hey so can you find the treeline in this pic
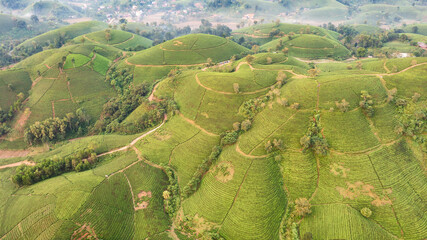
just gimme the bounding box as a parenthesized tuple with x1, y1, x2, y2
(161, 165, 180, 218)
(93, 83, 178, 134)
(12, 147, 97, 186)
(0, 92, 26, 136)
(24, 108, 90, 145)
(193, 19, 232, 37)
(300, 114, 329, 155)
(106, 67, 134, 94)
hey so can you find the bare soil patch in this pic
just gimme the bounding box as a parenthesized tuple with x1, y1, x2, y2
(213, 161, 234, 183)
(72, 223, 98, 240)
(336, 181, 392, 206)
(330, 162, 350, 178)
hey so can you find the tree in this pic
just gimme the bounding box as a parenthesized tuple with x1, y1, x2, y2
(245, 54, 255, 64)
(251, 45, 260, 54)
(295, 198, 311, 217)
(80, 37, 85, 45)
(308, 68, 320, 77)
(232, 122, 240, 131)
(276, 71, 287, 85)
(359, 91, 374, 117)
(241, 119, 251, 131)
(412, 26, 418, 33)
(163, 190, 171, 199)
(356, 47, 367, 58)
(282, 47, 289, 54)
(207, 58, 213, 66)
(105, 29, 112, 43)
(266, 57, 272, 64)
(30, 15, 39, 24)
(233, 83, 239, 93)
(335, 99, 350, 112)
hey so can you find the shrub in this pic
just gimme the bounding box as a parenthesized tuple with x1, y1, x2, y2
(241, 119, 252, 131)
(295, 198, 311, 217)
(359, 91, 374, 117)
(335, 99, 350, 112)
(221, 131, 239, 145)
(360, 207, 372, 218)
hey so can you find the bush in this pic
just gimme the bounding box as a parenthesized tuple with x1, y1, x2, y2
(360, 207, 372, 218)
(300, 114, 328, 155)
(359, 91, 374, 117)
(12, 148, 97, 186)
(221, 131, 239, 145)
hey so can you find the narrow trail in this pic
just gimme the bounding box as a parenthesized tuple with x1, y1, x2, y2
(383, 59, 390, 73)
(195, 72, 271, 95)
(125, 59, 206, 67)
(362, 62, 427, 77)
(235, 144, 268, 159)
(220, 159, 254, 225)
(0, 160, 35, 169)
(367, 155, 404, 238)
(111, 34, 135, 46)
(51, 101, 55, 118)
(178, 113, 219, 137)
(237, 61, 308, 79)
(123, 173, 136, 209)
(248, 111, 298, 155)
(98, 115, 167, 158)
(148, 82, 161, 102)
(44, 64, 51, 69)
(308, 157, 321, 202)
(316, 80, 320, 111)
(329, 137, 402, 156)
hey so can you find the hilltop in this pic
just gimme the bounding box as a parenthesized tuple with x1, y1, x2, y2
(127, 34, 249, 66)
(0, 20, 426, 240)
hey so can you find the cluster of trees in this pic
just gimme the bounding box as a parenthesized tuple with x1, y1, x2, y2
(183, 117, 253, 198)
(182, 145, 222, 198)
(1, 0, 28, 9)
(108, 99, 177, 134)
(282, 197, 313, 240)
(0, 92, 26, 136)
(12, 147, 97, 186)
(93, 84, 149, 132)
(300, 114, 329, 155)
(265, 139, 284, 153)
(161, 165, 180, 218)
(106, 67, 133, 94)
(193, 19, 232, 38)
(206, 0, 240, 9)
(24, 108, 90, 145)
(359, 91, 374, 117)
(395, 95, 426, 143)
(240, 95, 271, 119)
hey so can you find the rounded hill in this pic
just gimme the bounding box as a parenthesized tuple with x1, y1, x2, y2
(232, 23, 340, 45)
(127, 34, 249, 66)
(75, 29, 153, 51)
(261, 34, 350, 59)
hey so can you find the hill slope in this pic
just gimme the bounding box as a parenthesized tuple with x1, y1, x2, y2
(127, 34, 250, 66)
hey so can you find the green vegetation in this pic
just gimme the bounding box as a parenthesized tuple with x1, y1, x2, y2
(128, 34, 249, 65)
(0, 20, 426, 240)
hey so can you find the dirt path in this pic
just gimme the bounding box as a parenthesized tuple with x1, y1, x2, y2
(362, 62, 427, 77)
(248, 112, 298, 155)
(111, 34, 135, 46)
(237, 61, 308, 79)
(231, 32, 270, 38)
(148, 82, 161, 102)
(178, 113, 218, 137)
(235, 144, 268, 159)
(6, 108, 31, 141)
(51, 101, 56, 118)
(0, 160, 35, 169)
(294, 57, 341, 64)
(220, 159, 254, 225)
(195, 73, 271, 95)
(383, 60, 390, 73)
(98, 116, 167, 158)
(44, 64, 51, 69)
(125, 58, 206, 67)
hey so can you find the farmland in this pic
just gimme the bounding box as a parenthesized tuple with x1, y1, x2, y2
(0, 20, 426, 240)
